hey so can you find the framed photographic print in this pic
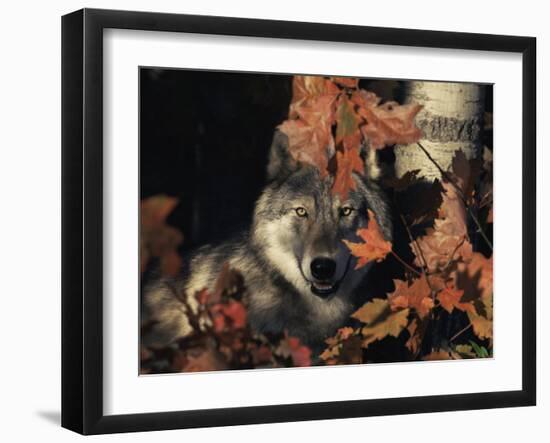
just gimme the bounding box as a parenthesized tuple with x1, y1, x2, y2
(61, 8, 536, 435)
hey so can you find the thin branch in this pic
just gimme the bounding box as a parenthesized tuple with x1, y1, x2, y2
(398, 213, 437, 304)
(416, 141, 457, 191)
(450, 323, 473, 343)
(390, 250, 422, 277)
(441, 236, 467, 272)
(416, 142, 493, 251)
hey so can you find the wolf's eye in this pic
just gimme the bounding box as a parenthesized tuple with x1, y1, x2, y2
(295, 207, 308, 217)
(340, 207, 354, 217)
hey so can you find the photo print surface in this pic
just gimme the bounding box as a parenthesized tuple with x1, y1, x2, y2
(139, 69, 493, 374)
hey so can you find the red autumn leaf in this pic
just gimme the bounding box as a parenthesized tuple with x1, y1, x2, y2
(289, 341, 312, 367)
(413, 181, 472, 272)
(210, 300, 247, 332)
(343, 209, 392, 269)
(388, 277, 435, 319)
(223, 300, 247, 329)
(278, 118, 334, 178)
(331, 94, 366, 199)
(332, 147, 364, 200)
(288, 75, 340, 119)
(279, 76, 341, 178)
(351, 90, 423, 150)
(211, 312, 226, 333)
(141, 194, 179, 229)
(277, 335, 312, 367)
(140, 195, 183, 276)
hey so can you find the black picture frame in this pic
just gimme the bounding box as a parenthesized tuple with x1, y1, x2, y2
(62, 8, 537, 435)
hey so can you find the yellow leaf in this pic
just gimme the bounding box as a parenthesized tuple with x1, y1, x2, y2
(352, 299, 409, 349)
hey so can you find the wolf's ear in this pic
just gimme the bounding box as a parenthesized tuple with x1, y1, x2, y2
(266, 130, 297, 181)
(363, 145, 382, 181)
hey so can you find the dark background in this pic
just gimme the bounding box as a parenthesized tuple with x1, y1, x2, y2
(140, 68, 292, 249)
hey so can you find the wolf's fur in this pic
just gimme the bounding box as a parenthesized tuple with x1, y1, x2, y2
(143, 131, 392, 353)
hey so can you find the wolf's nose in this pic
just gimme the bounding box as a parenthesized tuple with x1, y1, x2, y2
(310, 257, 336, 280)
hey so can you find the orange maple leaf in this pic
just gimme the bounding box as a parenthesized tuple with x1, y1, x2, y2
(332, 147, 364, 200)
(331, 94, 367, 199)
(437, 284, 475, 314)
(278, 118, 334, 178)
(288, 75, 340, 119)
(351, 90, 423, 150)
(280, 75, 422, 201)
(279, 76, 340, 178)
(343, 209, 392, 269)
(388, 277, 435, 319)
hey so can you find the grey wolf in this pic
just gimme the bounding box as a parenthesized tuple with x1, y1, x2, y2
(142, 131, 392, 354)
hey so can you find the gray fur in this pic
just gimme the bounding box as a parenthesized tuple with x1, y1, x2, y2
(143, 132, 392, 354)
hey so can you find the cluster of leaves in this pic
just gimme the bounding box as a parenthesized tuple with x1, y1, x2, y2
(141, 264, 312, 374)
(278, 76, 422, 199)
(141, 75, 493, 371)
(321, 149, 493, 364)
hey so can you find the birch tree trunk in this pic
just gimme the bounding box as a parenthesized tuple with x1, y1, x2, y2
(394, 82, 486, 179)
(394, 82, 486, 352)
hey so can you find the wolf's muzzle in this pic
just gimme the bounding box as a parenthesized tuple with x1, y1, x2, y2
(310, 280, 340, 298)
(310, 257, 336, 280)
(310, 257, 339, 298)
(308, 256, 352, 299)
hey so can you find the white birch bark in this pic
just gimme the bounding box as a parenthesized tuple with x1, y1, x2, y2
(394, 82, 486, 179)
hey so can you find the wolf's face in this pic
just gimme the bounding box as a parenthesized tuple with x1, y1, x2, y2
(252, 132, 391, 302)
